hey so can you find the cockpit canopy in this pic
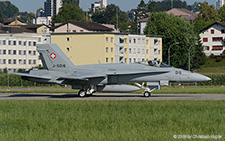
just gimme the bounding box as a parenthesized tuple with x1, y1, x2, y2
(137, 60, 171, 67)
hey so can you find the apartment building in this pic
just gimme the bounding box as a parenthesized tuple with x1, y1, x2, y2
(0, 33, 50, 73)
(199, 22, 225, 56)
(51, 33, 162, 65)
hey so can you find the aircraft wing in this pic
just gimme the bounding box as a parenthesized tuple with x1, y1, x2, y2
(12, 73, 51, 80)
(57, 73, 106, 81)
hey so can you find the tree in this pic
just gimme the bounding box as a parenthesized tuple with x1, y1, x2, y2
(136, 0, 147, 20)
(144, 12, 206, 70)
(0, 10, 3, 23)
(0, 1, 19, 19)
(62, 0, 79, 6)
(91, 4, 128, 29)
(52, 4, 85, 24)
(218, 5, 225, 22)
(18, 12, 36, 23)
(194, 2, 220, 33)
(187, 2, 201, 12)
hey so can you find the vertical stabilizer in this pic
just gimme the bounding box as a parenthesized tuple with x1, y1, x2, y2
(36, 44, 74, 71)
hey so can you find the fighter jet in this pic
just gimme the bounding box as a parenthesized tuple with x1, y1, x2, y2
(13, 44, 211, 97)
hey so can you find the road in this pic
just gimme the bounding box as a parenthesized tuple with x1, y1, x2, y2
(0, 93, 225, 100)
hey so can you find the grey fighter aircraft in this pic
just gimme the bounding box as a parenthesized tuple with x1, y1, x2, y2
(13, 44, 211, 97)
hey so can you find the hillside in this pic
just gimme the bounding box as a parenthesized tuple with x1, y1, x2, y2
(194, 57, 225, 74)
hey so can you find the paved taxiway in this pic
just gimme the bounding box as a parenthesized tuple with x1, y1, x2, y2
(0, 93, 225, 100)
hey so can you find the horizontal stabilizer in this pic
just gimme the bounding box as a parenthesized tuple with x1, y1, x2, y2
(12, 73, 51, 80)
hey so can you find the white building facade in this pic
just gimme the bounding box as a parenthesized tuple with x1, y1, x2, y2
(199, 22, 225, 56)
(0, 33, 51, 72)
(216, 0, 225, 9)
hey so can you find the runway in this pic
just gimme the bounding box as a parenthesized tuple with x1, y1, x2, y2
(0, 93, 225, 100)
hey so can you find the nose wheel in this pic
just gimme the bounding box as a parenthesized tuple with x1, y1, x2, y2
(143, 91, 151, 97)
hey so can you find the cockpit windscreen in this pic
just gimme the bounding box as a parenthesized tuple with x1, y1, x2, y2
(137, 60, 171, 67)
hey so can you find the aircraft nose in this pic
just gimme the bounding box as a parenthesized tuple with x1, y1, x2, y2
(191, 73, 211, 82)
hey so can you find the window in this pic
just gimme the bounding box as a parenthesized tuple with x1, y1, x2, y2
(38, 38, 41, 42)
(28, 41, 32, 46)
(111, 37, 113, 43)
(133, 48, 136, 54)
(137, 48, 140, 54)
(129, 48, 132, 54)
(3, 50, 6, 54)
(3, 40, 6, 45)
(212, 37, 223, 42)
(129, 58, 131, 63)
(19, 41, 22, 45)
(111, 48, 113, 53)
(33, 51, 36, 55)
(203, 38, 208, 42)
(106, 58, 108, 63)
(3, 59, 6, 64)
(24, 50, 26, 55)
(67, 48, 70, 51)
(13, 41, 16, 45)
(8, 59, 12, 64)
(106, 47, 108, 53)
(221, 29, 225, 34)
(8, 40, 11, 45)
(111, 58, 113, 63)
(134, 58, 136, 62)
(133, 39, 136, 43)
(67, 37, 69, 41)
(125, 58, 127, 63)
(13, 59, 16, 64)
(73, 30, 76, 32)
(142, 49, 145, 54)
(106, 37, 109, 42)
(204, 46, 210, 50)
(211, 29, 214, 34)
(33, 42, 36, 46)
(119, 38, 124, 43)
(158, 50, 161, 54)
(13, 50, 16, 55)
(124, 48, 127, 53)
(212, 46, 223, 50)
(19, 50, 22, 55)
(8, 50, 12, 55)
(19, 59, 22, 64)
(80, 30, 84, 32)
(146, 49, 149, 54)
(125, 38, 127, 43)
(0, 50, 1, 54)
(129, 39, 131, 43)
(33, 60, 36, 64)
(29, 60, 32, 64)
(23, 41, 27, 46)
(23, 60, 26, 64)
(29, 51, 32, 55)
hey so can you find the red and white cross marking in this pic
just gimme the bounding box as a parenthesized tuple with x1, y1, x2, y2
(50, 53, 56, 59)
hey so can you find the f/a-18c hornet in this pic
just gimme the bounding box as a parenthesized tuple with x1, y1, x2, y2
(13, 44, 211, 97)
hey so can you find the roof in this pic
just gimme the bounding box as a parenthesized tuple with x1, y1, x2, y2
(199, 22, 225, 33)
(167, 8, 197, 21)
(139, 17, 149, 22)
(3, 18, 24, 25)
(0, 24, 49, 33)
(53, 20, 114, 32)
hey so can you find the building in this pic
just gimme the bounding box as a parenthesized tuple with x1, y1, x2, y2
(52, 20, 114, 33)
(3, 18, 24, 26)
(44, 0, 62, 17)
(216, 0, 225, 9)
(32, 16, 52, 26)
(166, 8, 197, 21)
(51, 33, 162, 65)
(0, 25, 50, 72)
(91, 0, 107, 12)
(200, 22, 225, 56)
(139, 8, 198, 35)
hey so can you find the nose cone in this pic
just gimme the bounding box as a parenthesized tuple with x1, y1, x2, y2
(191, 73, 211, 82)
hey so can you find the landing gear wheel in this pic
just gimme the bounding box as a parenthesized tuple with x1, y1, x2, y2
(78, 90, 87, 97)
(143, 91, 151, 97)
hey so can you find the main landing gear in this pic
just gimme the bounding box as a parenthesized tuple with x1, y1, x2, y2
(78, 86, 95, 98)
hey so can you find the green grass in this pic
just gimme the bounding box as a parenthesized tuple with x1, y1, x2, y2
(1, 86, 225, 94)
(0, 101, 224, 140)
(194, 67, 225, 74)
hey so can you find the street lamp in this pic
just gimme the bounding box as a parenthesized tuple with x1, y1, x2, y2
(168, 42, 179, 65)
(188, 45, 193, 71)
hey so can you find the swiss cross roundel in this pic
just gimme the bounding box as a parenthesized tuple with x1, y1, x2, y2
(50, 53, 56, 59)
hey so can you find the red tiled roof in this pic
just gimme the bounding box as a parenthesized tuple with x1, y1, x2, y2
(167, 8, 197, 21)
